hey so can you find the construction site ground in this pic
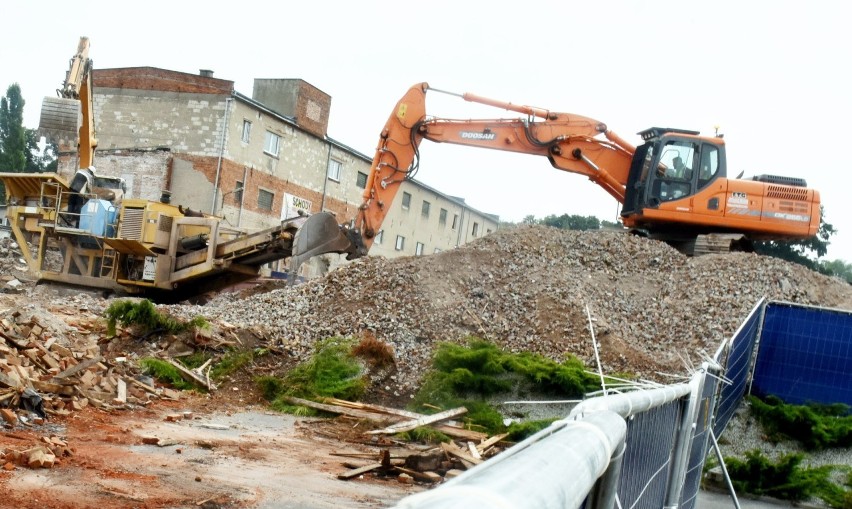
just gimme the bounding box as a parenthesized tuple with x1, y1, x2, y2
(2, 226, 852, 508)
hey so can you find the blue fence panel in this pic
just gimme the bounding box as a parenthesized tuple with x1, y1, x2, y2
(618, 400, 680, 509)
(713, 299, 764, 436)
(752, 302, 852, 408)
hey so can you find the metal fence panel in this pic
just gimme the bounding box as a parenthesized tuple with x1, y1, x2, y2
(752, 302, 852, 407)
(713, 299, 764, 436)
(680, 371, 719, 509)
(618, 401, 680, 509)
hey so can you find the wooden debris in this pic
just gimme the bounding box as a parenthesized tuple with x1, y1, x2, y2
(367, 407, 468, 435)
(166, 359, 215, 391)
(440, 441, 483, 467)
(337, 462, 383, 480)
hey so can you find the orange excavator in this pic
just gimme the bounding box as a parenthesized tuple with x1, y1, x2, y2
(352, 83, 820, 255)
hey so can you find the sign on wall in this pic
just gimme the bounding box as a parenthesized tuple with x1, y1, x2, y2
(282, 193, 313, 220)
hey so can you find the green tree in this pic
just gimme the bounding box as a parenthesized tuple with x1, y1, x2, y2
(821, 259, 852, 283)
(539, 213, 601, 231)
(754, 206, 836, 272)
(0, 84, 28, 171)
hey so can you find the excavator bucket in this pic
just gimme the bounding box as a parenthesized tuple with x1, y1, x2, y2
(39, 96, 81, 142)
(288, 212, 366, 283)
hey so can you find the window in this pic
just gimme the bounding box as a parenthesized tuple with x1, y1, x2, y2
(356, 171, 368, 189)
(486, 228, 492, 234)
(374, 230, 383, 244)
(241, 120, 251, 143)
(439, 208, 448, 226)
(234, 181, 244, 202)
(258, 188, 274, 210)
(472, 222, 479, 237)
(421, 200, 431, 218)
(327, 159, 342, 181)
(264, 131, 280, 156)
(401, 192, 411, 210)
(415, 242, 424, 256)
(395, 235, 405, 251)
(451, 214, 459, 230)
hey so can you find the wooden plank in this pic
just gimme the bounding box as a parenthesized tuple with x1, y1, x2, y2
(322, 397, 485, 440)
(114, 378, 127, 404)
(52, 356, 102, 380)
(284, 397, 395, 423)
(476, 433, 509, 454)
(0, 371, 20, 389)
(394, 466, 441, 483)
(367, 407, 468, 435)
(166, 359, 214, 391)
(337, 462, 383, 480)
(440, 442, 482, 466)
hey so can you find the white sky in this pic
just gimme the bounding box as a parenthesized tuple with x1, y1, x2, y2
(3, 1, 851, 260)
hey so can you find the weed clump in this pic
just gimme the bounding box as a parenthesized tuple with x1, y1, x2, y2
(749, 395, 851, 450)
(724, 450, 852, 508)
(351, 332, 395, 369)
(105, 299, 208, 336)
(139, 358, 196, 391)
(411, 338, 603, 436)
(257, 337, 366, 415)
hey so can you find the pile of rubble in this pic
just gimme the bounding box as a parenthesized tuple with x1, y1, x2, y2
(173, 226, 852, 394)
(0, 237, 30, 294)
(0, 304, 181, 471)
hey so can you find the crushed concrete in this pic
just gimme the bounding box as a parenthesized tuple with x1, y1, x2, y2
(168, 226, 852, 394)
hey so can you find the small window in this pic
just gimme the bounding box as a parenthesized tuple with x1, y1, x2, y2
(375, 230, 383, 245)
(327, 159, 342, 182)
(472, 222, 479, 237)
(356, 171, 368, 189)
(395, 235, 405, 251)
(433, 248, 442, 254)
(421, 200, 431, 218)
(486, 228, 492, 234)
(401, 192, 411, 210)
(241, 120, 251, 143)
(451, 214, 459, 230)
(258, 188, 274, 210)
(234, 181, 244, 202)
(264, 131, 280, 156)
(415, 242, 424, 256)
(439, 208, 448, 226)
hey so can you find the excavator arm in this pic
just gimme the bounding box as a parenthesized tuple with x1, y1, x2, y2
(355, 83, 636, 249)
(39, 36, 97, 168)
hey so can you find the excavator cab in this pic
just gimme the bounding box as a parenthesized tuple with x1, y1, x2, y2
(621, 128, 726, 220)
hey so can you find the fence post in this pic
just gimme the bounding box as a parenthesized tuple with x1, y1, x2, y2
(663, 369, 706, 508)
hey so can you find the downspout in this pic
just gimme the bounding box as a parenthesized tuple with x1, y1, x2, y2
(320, 142, 332, 212)
(237, 165, 248, 227)
(456, 205, 466, 248)
(211, 96, 233, 215)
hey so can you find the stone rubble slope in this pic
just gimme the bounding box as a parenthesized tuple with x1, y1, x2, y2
(172, 225, 852, 393)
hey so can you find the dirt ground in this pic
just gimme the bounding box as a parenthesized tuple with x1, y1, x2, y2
(0, 391, 423, 509)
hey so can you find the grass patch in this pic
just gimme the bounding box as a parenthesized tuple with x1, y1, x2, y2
(749, 395, 852, 450)
(139, 358, 197, 391)
(724, 450, 852, 508)
(506, 418, 559, 441)
(209, 349, 255, 380)
(256, 337, 366, 416)
(411, 338, 604, 435)
(105, 299, 208, 336)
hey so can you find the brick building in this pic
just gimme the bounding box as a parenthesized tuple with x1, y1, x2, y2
(57, 67, 498, 276)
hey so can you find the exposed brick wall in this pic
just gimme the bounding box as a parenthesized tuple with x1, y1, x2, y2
(171, 154, 357, 229)
(94, 68, 233, 95)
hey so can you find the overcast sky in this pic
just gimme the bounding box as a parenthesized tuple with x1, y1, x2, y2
(3, 1, 851, 260)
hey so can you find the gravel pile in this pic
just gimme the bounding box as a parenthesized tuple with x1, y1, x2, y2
(170, 225, 852, 395)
